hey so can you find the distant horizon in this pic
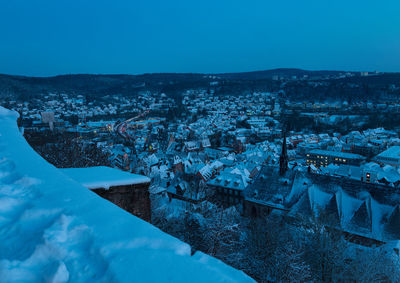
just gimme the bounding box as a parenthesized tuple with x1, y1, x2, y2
(1, 67, 396, 78)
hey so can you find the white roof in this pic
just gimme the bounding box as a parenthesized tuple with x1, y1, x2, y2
(61, 166, 151, 189)
(0, 107, 253, 283)
(375, 146, 400, 162)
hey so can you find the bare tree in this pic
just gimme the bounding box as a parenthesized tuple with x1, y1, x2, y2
(343, 246, 400, 283)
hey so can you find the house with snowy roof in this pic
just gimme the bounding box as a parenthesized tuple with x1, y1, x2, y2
(373, 146, 400, 167)
(207, 171, 247, 207)
(110, 145, 131, 170)
(362, 162, 400, 187)
(243, 165, 294, 217)
(204, 148, 224, 160)
(184, 141, 200, 152)
(137, 153, 161, 175)
(201, 138, 211, 148)
(198, 164, 214, 182)
(166, 176, 206, 205)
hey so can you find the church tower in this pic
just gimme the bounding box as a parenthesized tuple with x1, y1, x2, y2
(279, 133, 289, 175)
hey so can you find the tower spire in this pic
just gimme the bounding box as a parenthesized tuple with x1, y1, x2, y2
(279, 131, 288, 175)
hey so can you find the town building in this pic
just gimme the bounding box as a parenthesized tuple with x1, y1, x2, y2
(207, 172, 246, 207)
(306, 149, 366, 168)
(373, 146, 400, 167)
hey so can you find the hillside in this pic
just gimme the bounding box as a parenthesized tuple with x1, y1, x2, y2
(0, 69, 400, 100)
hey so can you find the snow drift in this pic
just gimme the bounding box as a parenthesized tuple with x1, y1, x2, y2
(0, 107, 253, 283)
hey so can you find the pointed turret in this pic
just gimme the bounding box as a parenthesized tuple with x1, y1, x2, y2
(279, 132, 289, 175)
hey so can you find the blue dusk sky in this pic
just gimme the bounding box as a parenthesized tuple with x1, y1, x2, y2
(0, 0, 399, 76)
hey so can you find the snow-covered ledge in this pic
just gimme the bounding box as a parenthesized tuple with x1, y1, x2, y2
(0, 107, 253, 282)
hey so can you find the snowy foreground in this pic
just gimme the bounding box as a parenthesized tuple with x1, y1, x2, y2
(0, 106, 253, 282)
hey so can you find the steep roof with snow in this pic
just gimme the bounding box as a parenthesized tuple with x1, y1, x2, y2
(247, 165, 400, 242)
(244, 165, 295, 204)
(0, 107, 253, 282)
(288, 173, 400, 241)
(208, 172, 247, 191)
(374, 146, 400, 166)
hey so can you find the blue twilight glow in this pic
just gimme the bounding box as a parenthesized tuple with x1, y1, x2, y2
(0, 0, 399, 76)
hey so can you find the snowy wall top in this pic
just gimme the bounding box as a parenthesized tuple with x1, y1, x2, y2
(61, 166, 151, 190)
(0, 107, 253, 283)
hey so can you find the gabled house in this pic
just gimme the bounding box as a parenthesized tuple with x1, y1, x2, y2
(207, 172, 247, 207)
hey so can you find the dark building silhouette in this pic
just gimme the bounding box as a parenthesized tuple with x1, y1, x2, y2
(279, 133, 289, 175)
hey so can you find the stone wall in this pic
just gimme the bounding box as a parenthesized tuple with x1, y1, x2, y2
(92, 182, 151, 222)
